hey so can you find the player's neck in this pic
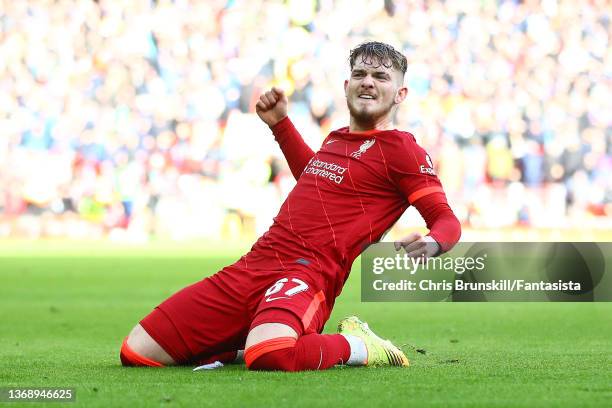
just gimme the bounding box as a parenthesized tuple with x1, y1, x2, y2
(349, 116, 394, 133)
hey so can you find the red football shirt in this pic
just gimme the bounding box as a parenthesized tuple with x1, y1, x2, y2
(241, 118, 452, 302)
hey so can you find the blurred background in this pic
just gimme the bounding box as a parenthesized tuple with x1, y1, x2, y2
(0, 0, 610, 244)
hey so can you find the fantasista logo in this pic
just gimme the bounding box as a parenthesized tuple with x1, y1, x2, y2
(302, 158, 347, 184)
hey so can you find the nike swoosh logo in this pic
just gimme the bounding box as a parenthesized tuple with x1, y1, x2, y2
(265, 296, 289, 302)
(326, 139, 337, 145)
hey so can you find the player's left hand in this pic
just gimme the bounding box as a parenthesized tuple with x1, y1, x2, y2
(394, 232, 440, 258)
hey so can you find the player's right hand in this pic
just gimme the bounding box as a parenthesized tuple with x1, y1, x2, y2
(255, 87, 288, 127)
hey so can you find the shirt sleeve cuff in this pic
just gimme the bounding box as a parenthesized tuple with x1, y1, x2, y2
(270, 116, 291, 137)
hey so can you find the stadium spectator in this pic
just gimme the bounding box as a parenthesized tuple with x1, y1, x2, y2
(0, 0, 610, 240)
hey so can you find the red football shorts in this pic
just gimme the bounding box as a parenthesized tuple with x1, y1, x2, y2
(139, 262, 330, 364)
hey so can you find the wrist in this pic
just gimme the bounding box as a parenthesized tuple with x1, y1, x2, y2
(270, 115, 289, 130)
(425, 235, 442, 257)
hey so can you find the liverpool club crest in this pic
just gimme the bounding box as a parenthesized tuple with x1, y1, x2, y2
(350, 139, 376, 159)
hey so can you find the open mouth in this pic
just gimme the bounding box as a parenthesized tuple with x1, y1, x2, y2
(358, 94, 376, 100)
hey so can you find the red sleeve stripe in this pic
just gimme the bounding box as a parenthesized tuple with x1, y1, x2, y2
(408, 186, 444, 204)
(301, 290, 326, 331)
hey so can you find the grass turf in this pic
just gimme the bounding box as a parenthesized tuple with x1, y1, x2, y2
(1, 242, 611, 407)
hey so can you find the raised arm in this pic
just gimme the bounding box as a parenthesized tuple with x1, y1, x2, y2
(256, 87, 315, 180)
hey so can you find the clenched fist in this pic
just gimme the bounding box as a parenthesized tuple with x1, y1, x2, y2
(255, 87, 288, 127)
(394, 232, 441, 259)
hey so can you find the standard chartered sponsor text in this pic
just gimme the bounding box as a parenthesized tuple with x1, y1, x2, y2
(303, 159, 347, 184)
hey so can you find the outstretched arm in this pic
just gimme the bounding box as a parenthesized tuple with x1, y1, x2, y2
(256, 87, 315, 180)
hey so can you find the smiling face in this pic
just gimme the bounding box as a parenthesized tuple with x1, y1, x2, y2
(344, 58, 407, 131)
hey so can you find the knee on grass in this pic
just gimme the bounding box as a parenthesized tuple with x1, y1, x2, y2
(120, 324, 175, 367)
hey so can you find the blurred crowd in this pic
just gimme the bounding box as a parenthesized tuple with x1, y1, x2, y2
(0, 0, 610, 241)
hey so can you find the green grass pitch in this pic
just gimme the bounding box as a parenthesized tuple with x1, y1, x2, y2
(1, 241, 611, 407)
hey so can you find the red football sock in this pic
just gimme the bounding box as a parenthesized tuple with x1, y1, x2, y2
(245, 333, 351, 372)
